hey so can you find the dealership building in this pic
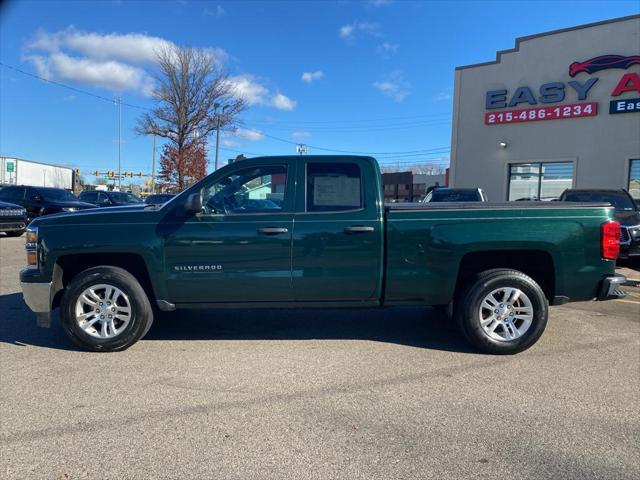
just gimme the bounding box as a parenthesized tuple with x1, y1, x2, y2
(449, 15, 640, 201)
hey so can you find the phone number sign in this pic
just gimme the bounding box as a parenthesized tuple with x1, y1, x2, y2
(485, 102, 597, 125)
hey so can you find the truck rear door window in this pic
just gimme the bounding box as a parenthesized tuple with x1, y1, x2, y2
(306, 163, 362, 212)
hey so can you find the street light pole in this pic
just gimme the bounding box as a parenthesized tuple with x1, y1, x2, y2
(214, 103, 229, 171)
(215, 114, 221, 171)
(117, 96, 122, 191)
(151, 133, 156, 194)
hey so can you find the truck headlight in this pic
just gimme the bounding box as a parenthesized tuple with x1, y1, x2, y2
(25, 226, 38, 267)
(630, 226, 640, 240)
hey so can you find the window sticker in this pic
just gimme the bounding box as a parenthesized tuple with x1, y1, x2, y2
(313, 176, 361, 207)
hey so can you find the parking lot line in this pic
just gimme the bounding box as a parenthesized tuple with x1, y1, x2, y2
(614, 298, 640, 305)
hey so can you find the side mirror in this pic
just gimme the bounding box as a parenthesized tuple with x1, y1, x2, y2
(184, 192, 202, 215)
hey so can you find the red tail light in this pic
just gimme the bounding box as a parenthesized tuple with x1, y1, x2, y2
(601, 221, 621, 260)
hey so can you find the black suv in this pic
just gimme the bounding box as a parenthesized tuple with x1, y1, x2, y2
(0, 199, 27, 237)
(144, 193, 175, 205)
(78, 190, 143, 207)
(0, 186, 95, 222)
(559, 189, 640, 259)
(422, 187, 488, 202)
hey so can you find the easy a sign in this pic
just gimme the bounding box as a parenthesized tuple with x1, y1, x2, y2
(486, 79, 598, 109)
(484, 55, 640, 125)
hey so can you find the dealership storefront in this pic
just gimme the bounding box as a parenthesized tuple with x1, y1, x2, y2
(450, 15, 640, 201)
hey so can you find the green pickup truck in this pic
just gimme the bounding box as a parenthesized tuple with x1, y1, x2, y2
(20, 155, 626, 354)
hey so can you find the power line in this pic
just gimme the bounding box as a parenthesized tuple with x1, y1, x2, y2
(1, 62, 451, 157)
(248, 113, 452, 125)
(0, 62, 149, 110)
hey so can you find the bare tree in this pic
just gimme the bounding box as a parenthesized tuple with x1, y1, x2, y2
(137, 46, 245, 189)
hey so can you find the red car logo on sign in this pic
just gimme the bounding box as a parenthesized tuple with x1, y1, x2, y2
(569, 54, 640, 77)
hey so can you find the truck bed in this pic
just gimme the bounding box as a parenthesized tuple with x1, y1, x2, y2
(383, 201, 615, 306)
(385, 201, 612, 210)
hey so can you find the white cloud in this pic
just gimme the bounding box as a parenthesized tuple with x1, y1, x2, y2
(301, 70, 324, 84)
(373, 71, 410, 102)
(221, 138, 239, 148)
(227, 76, 296, 110)
(22, 27, 292, 108)
(271, 93, 296, 111)
(377, 42, 398, 58)
(339, 21, 380, 41)
(234, 128, 264, 141)
(26, 52, 152, 94)
(23, 27, 229, 95)
(291, 131, 311, 139)
(203, 5, 225, 17)
(339, 24, 356, 39)
(226, 75, 270, 105)
(29, 28, 173, 65)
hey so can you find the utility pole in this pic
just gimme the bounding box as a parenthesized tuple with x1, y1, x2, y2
(117, 96, 122, 191)
(214, 103, 229, 170)
(151, 133, 156, 194)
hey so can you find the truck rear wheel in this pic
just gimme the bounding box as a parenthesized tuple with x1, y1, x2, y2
(60, 266, 153, 352)
(455, 269, 548, 354)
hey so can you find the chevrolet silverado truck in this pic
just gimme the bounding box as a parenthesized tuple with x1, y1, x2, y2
(20, 155, 626, 354)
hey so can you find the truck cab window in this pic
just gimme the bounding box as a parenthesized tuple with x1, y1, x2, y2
(306, 162, 362, 212)
(201, 165, 287, 214)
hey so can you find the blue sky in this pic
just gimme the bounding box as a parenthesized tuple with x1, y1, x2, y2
(1, 0, 638, 182)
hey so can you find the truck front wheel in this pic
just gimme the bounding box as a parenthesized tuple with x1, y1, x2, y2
(60, 266, 154, 352)
(455, 269, 548, 354)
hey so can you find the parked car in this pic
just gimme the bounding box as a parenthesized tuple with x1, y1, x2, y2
(514, 196, 560, 202)
(144, 193, 176, 205)
(78, 190, 144, 207)
(559, 189, 640, 259)
(21, 155, 625, 354)
(422, 187, 488, 202)
(0, 200, 27, 237)
(0, 186, 95, 222)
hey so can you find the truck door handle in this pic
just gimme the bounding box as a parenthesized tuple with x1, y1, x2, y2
(344, 226, 375, 234)
(257, 227, 289, 235)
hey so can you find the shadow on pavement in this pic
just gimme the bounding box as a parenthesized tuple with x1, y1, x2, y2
(0, 292, 80, 351)
(0, 291, 475, 354)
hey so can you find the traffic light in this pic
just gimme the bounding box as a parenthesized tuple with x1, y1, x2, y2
(138, 171, 143, 177)
(93, 171, 99, 176)
(74, 168, 80, 175)
(108, 171, 115, 178)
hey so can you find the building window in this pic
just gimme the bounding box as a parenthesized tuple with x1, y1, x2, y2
(508, 162, 573, 201)
(629, 160, 640, 201)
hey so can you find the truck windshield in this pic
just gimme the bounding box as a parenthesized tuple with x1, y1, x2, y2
(39, 189, 78, 201)
(109, 192, 143, 204)
(562, 192, 636, 211)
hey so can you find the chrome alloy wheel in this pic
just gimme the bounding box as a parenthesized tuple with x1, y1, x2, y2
(479, 287, 534, 342)
(74, 284, 132, 339)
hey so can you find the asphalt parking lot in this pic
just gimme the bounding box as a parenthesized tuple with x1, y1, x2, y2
(1, 234, 639, 480)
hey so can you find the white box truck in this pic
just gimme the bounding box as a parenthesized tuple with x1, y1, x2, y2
(1, 157, 74, 190)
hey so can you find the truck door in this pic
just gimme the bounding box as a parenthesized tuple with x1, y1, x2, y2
(292, 158, 383, 301)
(161, 161, 295, 304)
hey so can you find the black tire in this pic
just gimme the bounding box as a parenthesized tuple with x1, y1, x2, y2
(60, 266, 153, 352)
(454, 269, 548, 354)
(4, 230, 24, 237)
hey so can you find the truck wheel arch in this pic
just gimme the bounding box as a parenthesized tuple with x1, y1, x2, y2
(52, 253, 157, 309)
(455, 250, 556, 302)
